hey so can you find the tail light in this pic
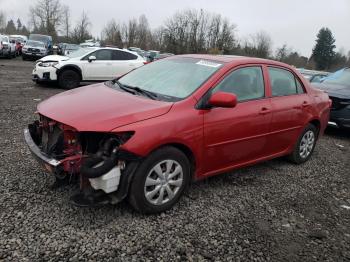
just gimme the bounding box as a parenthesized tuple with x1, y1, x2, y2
(143, 61, 150, 65)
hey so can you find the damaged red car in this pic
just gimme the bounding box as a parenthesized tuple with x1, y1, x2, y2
(25, 55, 331, 213)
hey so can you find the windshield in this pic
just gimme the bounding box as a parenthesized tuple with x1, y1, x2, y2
(26, 41, 45, 48)
(118, 58, 223, 99)
(67, 48, 94, 58)
(29, 34, 50, 42)
(323, 69, 350, 86)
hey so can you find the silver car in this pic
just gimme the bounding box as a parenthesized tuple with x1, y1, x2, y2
(22, 40, 49, 60)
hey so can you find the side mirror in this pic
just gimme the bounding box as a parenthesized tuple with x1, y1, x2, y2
(88, 55, 96, 62)
(208, 92, 237, 108)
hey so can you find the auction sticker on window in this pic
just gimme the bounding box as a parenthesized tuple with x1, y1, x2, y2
(196, 60, 222, 68)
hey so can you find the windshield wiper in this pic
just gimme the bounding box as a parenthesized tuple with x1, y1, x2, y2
(123, 85, 158, 100)
(111, 79, 158, 100)
(111, 79, 137, 95)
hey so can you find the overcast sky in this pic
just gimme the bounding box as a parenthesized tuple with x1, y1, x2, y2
(1, 0, 349, 57)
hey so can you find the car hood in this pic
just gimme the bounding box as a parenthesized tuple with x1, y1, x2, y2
(38, 55, 69, 62)
(312, 82, 350, 99)
(37, 83, 173, 132)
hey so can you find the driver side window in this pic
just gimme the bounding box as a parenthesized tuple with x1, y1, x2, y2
(212, 66, 265, 102)
(86, 49, 113, 60)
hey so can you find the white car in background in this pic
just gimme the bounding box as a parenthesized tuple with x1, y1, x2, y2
(0, 34, 16, 58)
(32, 47, 146, 89)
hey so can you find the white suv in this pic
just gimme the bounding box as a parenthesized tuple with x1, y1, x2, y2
(32, 47, 146, 89)
(0, 35, 16, 58)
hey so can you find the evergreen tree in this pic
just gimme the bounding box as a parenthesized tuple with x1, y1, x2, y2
(17, 18, 22, 31)
(311, 27, 336, 70)
(5, 19, 17, 34)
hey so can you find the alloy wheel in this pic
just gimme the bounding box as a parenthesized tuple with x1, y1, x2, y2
(299, 130, 315, 158)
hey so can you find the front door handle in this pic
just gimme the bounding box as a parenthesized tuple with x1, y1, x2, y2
(259, 107, 271, 115)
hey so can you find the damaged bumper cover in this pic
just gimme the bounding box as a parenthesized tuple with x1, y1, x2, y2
(24, 128, 61, 168)
(24, 120, 142, 206)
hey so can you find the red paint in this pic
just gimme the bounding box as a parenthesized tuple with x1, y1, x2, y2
(37, 55, 330, 180)
(208, 92, 237, 108)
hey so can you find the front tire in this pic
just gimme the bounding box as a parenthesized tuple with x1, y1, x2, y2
(128, 146, 190, 214)
(58, 70, 80, 89)
(288, 124, 318, 164)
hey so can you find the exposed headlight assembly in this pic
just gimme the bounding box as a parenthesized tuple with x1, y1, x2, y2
(39, 61, 58, 67)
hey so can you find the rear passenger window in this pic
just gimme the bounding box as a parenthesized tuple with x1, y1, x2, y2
(212, 66, 265, 102)
(113, 50, 137, 60)
(269, 67, 304, 96)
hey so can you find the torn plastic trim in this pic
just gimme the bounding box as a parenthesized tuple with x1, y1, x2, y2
(24, 128, 61, 167)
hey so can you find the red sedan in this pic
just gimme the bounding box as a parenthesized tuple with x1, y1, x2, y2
(25, 55, 331, 213)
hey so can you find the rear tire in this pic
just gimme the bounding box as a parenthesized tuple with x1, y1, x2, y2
(58, 70, 80, 89)
(128, 146, 190, 214)
(288, 124, 318, 164)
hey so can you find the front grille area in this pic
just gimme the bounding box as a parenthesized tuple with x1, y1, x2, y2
(329, 96, 349, 111)
(28, 48, 40, 53)
(40, 117, 64, 158)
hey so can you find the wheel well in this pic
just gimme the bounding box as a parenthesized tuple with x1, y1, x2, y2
(155, 143, 196, 178)
(309, 119, 321, 136)
(58, 66, 82, 81)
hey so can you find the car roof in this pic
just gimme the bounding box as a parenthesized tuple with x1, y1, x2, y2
(27, 40, 45, 44)
(175, 54, 292, 67)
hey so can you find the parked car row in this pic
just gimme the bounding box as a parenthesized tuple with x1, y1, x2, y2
(298, 68, 330, 83)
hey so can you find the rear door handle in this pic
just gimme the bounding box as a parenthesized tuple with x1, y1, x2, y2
(259, 107, 271, 115)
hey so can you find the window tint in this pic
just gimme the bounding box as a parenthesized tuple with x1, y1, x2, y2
(90, 49, 113, 60)
(212, 66, 265, 101)
(269, 67, 303, 96)
(113, 50, 137, 60)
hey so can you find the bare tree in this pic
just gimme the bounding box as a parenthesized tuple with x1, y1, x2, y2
(70, 11, 92, 43)
(136, 15, 150, 50)
(102, 19, 123, 47)
(127, 18, 138, 47)
(251, 31, 272, 58)
(29, 0, 63, 39)
(275, 44, 290, 61)
(61, 5, 71, 40)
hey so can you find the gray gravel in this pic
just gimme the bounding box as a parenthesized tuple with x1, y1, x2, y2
(0, 57, 349, 261)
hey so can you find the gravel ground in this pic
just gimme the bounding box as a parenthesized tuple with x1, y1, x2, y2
(0, 57, 349, 261)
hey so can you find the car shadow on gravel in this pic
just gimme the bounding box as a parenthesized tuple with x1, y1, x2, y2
(324, 126, 350, 140)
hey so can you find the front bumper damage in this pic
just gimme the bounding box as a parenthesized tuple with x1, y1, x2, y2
(24, 117, 140, 207)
